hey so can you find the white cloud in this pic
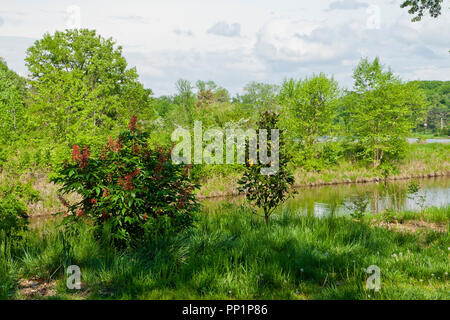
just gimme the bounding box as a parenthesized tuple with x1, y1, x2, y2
(207, 21, 241, 37)
(0, 0, 448, 95)
(174, 28, 194, 37)
(327, 0, 368, 11)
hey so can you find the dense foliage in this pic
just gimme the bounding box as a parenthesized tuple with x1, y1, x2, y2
(411, 80, 449, 135)
(278, 74, 340, 169)
(344, 58, 428, 170)
(25, 29, 152, 144)
(52, 117, 198, 246)
(0, 58, 27, 145)
(0, 195, 28, 259)
(401, 0, 446, 21)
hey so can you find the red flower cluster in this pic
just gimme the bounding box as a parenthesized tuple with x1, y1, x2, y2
(99, 146, 109, 160)
(118, 175, 133, 190)
(72, 145, 90, 169)
(118, 168, 140, 191)
(128, 115, 138, 131)
(76, 209, 84, 217)
(154, 151, 168, 176)
(177, 185, 193, 209)
(108, 137, 123, 153)
(132, 144, 141, 155)
(80, 146, 90, 169)
(103, 188, 110, 198)
(72, 145, 81, 162)
(90, 198, 97, 204)
(101, 210, 110, 221)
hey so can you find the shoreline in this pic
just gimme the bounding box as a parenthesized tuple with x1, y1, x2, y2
(196, 171, 450, 199)
(28, 172, 449, 221)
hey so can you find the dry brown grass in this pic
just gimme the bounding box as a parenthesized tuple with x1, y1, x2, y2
(17, 278, 57, 299)
(374, 220, 447, 233)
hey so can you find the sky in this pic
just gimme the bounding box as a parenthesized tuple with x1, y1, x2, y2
(0, 0, 449, 96)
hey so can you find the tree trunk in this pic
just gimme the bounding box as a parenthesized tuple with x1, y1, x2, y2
(264, 208, 269, 224)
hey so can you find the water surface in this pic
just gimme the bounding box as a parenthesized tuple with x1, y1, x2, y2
(202, 177, 450, 217)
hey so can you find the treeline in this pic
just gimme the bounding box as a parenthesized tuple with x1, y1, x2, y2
(411, 80, 449, 134)
(0, 29, 447, 174)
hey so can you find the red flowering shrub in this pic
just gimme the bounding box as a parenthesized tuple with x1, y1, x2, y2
(52, 116, 199, 246)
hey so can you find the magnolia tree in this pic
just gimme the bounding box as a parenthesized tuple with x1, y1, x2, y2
(238, 111, 294, 224)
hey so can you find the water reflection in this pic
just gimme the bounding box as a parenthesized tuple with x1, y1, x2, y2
(407, 138, 450, 144)
(202, 177, 450, 217)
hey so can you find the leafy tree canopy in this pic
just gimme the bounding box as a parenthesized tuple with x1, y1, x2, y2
(401, 0, 447, 21)
(0, 58, 27, 143)
(25, 29, 152, 144)
(347, 58, 429, 168)
(278, 73, 340, 169)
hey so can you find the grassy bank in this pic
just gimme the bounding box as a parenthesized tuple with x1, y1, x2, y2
(197, 143, 450, 198)
(1, 205, 448, 300)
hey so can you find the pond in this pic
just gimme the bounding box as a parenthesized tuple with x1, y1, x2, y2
(30, 177, 449, 228)
(201, 177, 450, 217)
(407, 138, 450, 144)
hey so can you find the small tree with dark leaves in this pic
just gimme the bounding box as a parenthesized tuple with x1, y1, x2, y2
(238, 111, 294, 224)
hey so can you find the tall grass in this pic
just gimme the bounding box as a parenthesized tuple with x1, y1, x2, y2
(1, 205, 449, 300)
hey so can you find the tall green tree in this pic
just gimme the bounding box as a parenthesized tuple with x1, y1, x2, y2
(195, 80, 230, 106)
(278, 73, 340, 168)
(349, 58, 428, 168)
(172, 79, 196, 125)
(25, 29, 152, 143)
(237, 82, 279, 112)
(0, 58, 27, 143)
(411, 81, 449, 134)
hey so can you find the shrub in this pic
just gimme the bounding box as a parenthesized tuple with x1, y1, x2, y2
(346, 194, 369, 221)
(52, 116, 199, 247)
(319, 141, 344, 166)
(0, 195, 28, 258)
(0, 180, 40, 204)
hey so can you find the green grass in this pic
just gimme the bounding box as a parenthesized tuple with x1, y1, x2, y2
(368, 206, 450, 224)
(1, 205, 449, 300)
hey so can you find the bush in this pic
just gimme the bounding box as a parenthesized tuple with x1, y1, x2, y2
(0, 180, 40, 204)
(52, 116, 199, 247)
(0, 195, 29, 258)
(319, 141, 344, 166)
